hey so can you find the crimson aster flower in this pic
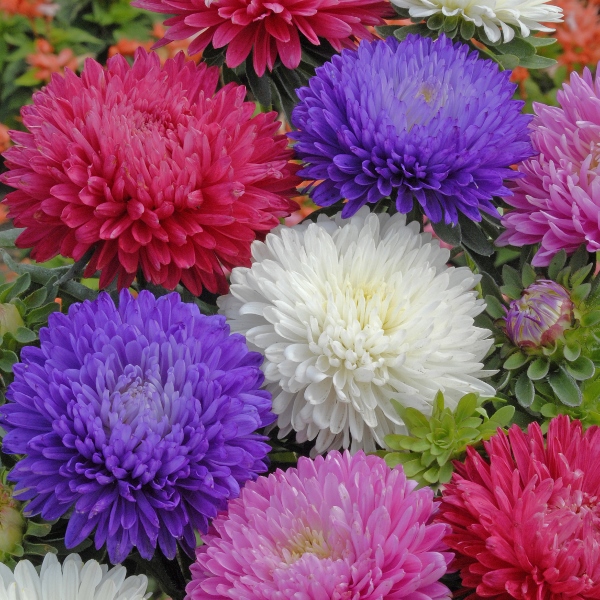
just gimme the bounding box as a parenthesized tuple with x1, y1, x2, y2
(132, 0, 392, 77)
(438, 415, 600, 599)
(186, 451, 452, 599)
(0, 49, 300, 295)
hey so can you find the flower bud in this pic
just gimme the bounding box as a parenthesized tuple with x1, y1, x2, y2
(0, 482, 23, 557)
(0, 304, 23, 337)
(505, 280, 573, 349)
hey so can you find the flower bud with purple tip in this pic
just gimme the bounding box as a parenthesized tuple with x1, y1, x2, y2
(505, 280, 574, 349)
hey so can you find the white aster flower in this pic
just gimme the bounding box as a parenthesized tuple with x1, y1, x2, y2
(390, 0, 562, 42)
(0, 553, 149, 600)
(218, 209, 494, 454)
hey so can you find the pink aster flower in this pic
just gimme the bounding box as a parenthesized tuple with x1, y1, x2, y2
(133, 0, 392, 77)
(186, 451, 453, 599)
(438, 415, 600, 600)
(0, 49, 300, 294)
(497, 66, 600, 266)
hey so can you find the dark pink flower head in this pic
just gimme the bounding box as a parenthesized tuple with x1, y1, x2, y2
(186, 450, 453, 599)
(497, 66, 600, 266)
(439, 416, 600, 600)
(133, 0, 392, 77)
(1, 49, 300, 294)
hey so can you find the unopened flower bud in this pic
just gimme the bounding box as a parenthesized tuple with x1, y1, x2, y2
(0, 304, 23, 337)
(505, 280, 573, 349)
(0, 483, 23, 557)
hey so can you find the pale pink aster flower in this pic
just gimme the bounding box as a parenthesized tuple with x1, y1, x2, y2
(186, 451, 452, 600)
(498, 66, 600, 265)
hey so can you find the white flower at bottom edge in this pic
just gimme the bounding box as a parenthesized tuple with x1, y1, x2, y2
(0, 553, 149, 600)
(218, 208, 495, 454)
(390, 0, 562, 43)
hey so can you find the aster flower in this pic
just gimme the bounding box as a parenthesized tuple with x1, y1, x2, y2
(218, 208, 494, 454)
(0, 48, 299, 295)
(498, 67, 600, 265)
(390, 0, 562, 42)
(187, 450, 453, 600)
(290, 36, 534, 225)
(438, 416, 600, 599)
(132, 0, 391, 77)
(0, 290, 274, 564)
(504, 279, 574, 349)
(0, 553, 148, 600)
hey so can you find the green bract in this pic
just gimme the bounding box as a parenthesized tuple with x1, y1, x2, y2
(383, 392, 514, 488)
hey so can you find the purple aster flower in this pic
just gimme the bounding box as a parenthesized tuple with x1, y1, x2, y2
(290, 35, 535, 224)
(504, 280, 574, 349)
(0, 290, 274, 564)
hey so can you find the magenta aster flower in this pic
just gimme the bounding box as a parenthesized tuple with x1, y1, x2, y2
(0, 49, 299, 295)
(504, 280, 573, 349)
(133, 0, 392, 77)
(438, 416, 600, 599)
(186, 451, 452, 600)
(497, 66, 600, 265)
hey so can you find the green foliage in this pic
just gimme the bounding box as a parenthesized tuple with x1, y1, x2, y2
(383, 392, 514, 488)
(485, 245, 600, 426)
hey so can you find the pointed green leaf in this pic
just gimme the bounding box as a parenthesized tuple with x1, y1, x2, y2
(581, 310, 600, 328)
(454, 393, 478, 423)
(0, 228, 25, 248)
(438, 461, 454, 483)
(548, 250, 567, 280)
(518, 55, 556, 69)
(485, 295, 505, 319)
(528, 37, 556, 47)
(521, 263, 537, 288)
(488, 405, 515, 426)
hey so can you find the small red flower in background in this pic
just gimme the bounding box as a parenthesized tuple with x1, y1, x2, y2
(438, 415, 600, 600)
(27, 39, 80, 82)
(132, 0, 393, 76)
(1, 49, 300, 295)
(0, 0, 56, 18)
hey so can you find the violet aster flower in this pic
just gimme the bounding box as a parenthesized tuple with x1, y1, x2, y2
(186, 451, 452, 599)
(290, 35, 534, 224)
(0, 290, 274, 564)
(504, 280, 574, 349)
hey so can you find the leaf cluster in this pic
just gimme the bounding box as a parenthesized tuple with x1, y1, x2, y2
(383, 392, 514, 488)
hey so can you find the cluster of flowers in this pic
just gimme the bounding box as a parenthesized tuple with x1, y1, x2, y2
(1, 0, 600, 597)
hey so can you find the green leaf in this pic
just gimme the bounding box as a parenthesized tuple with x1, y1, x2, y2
(489, 405, 515, 426)
(494, 53, 520, 70)
(422, 466, 441, 483)
(563, 341, 581, 362)
(527, 358, 549, 380)
(581, 310, 600, 327)
(500, 284, 522, 300)
(515, 372, 535, 407)
(26, 302, 60, 326)
(0, 228, 24, 248)
(454, 393, 478, 423)
(431, 220, 461, 246)
(485, 295, 505, 319)
(458, 214, 494, 256)
(14, 69, 40, 87)
(459, 19, 475, 40)
(496, 37, 535, 59)
(245, 58, 272, 108)
(570, 263, 593, 288)
(0, 350, 18, 372)
(572, 283, 592, 303)
(540, 403, 559, 418)
(391, 400, 430, 430)
(426, 13, 445, 30)
(502, 264, 522, 290)
(375, 25, 400, 38)
(521, 263, 537, 288)
(518, 55, 556, 69)
(394, 24, 431, 41)
(13, 327, 37, 344)
(528, 37, 556, 47)
(442, 15, 460, 32)
(565, 356, 595, 381)
(503, 352, 528, 370)
(548, 250, 567, 280)
(384, 434, 415, 451)
(549, 368, 583, 406)
(5, 273, 31, 301)
(22, 287, 48, 309)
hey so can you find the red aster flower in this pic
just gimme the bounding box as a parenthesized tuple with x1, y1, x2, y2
(1, 49, 300, 294)
(438, 415, 600, 600)
(133, 0, 392, 77)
